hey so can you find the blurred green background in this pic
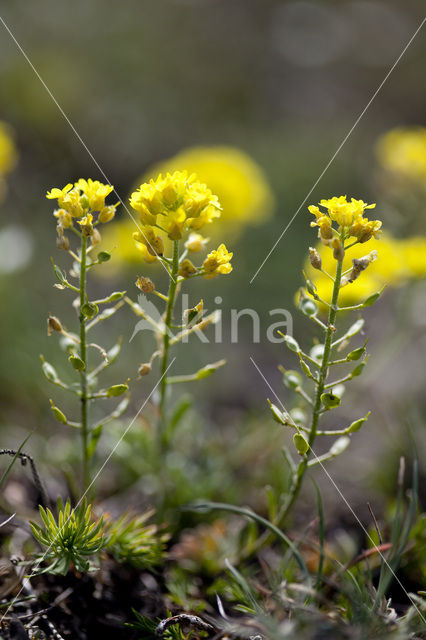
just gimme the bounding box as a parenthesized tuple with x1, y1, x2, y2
(0, 0, 425, 516)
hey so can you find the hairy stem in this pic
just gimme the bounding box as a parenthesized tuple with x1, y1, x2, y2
(280, 233, 345, 523)
(79, 234, 90, 492)
(158, 240, 179, 450)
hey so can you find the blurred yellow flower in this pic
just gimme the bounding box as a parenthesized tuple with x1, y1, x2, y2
(0, 122, 18, 176)
(376, 127, 426, 182)
(306, 233, 426, 307)
(400, 236, 426, 276)
(144, 146, 274, 235)
(100, 146, 271, 271)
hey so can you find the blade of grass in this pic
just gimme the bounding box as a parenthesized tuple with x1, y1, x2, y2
(187, 501, 310, 583)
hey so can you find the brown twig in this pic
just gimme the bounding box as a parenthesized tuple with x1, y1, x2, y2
(156, 614, 215, 637)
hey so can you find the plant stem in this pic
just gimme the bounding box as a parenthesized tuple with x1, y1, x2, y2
(79, 234, 90, 492)
(280, 233, 345, 523)
(158, 240, 179, 450)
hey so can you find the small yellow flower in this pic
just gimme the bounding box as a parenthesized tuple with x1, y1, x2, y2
(133, 226, 164, 258)
(349, 217, 382, 243)
(77, 213, 94, 236)
(46, 183, 74, 207)
(185, 233, 208, 253)
(76, 179, 114, 212)
(203, 244, 233, 279)
(47, 178, 118, 237)
(98, 205, 116, 224)
(53, 209, 73, 228)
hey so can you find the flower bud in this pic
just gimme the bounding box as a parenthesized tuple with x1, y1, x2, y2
(47, 315, 63, 336)
(309, 247, 322, 270)
(99, 205, 116, 224)
(178, 259, 197, 278)
(138, 362, 152, 377)
(136, 276, 155, 293)
(331, 238, 345, 261)
(293, 432, 309, 455)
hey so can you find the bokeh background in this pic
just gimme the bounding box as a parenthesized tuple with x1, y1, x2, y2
(0, 0, 425, 527)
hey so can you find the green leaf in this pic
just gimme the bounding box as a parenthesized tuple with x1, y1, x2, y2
(97, 251, 111, 263)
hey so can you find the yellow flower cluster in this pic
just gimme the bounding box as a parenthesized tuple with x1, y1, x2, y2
(306, 234, 426, 306)
(130, 171, 220, 242)
(143, 146, 274, 236)
(376, 127, 426, 182)
(309, 196, 382, 245)
(46, 179, 117, 227)
(129, 171, 233, 278)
